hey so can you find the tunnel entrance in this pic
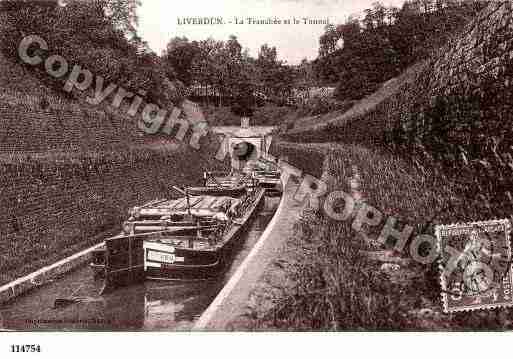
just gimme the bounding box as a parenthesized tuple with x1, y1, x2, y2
(233, 141, 256, 162)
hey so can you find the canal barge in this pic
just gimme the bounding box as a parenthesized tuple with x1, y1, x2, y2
(94, 180, 265, 291)
(243, 158, 282, 196)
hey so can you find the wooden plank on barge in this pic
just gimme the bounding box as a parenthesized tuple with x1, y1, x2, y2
(168, 198, 186, 210)
(176, 197, 203, 210)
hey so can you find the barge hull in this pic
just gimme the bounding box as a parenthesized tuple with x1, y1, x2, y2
(102, 189, 265, 290)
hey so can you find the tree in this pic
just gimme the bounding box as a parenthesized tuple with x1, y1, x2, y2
(189, 38, 225, 105)
(319, 24, 342, 57)
(180, 35, 294, 110)
(257, 44, 277, 66)
(163, 37, 199, 86)
(103, 0, 141, 37)
(338, 18, 362, 51)
(226, 34, 242, 59)
(255, 44, 294, 102)
(295, 58, 316, 89)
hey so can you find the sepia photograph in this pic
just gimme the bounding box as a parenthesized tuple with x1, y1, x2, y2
(0, 0, 512, 356)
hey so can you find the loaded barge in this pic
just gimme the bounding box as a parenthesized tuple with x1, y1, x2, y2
(92, 173, 266, 291)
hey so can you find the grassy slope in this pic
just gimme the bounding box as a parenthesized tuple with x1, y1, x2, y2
(250, 142, 513, 330)
(285, 62, 426, 138)
(287, 61, 427, 134)
(0, 50, 65, 105)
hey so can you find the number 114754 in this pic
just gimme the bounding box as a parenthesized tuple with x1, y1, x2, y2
(10, 345, 41, 353)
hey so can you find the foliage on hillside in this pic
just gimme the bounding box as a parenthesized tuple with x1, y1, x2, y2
(0, 0, 179, 109)
(314, 0, 488, 102)
(203, 105, 286, 127)
(203, 98, 352, 127)
(285, 61, 426, 132)
(164, 36, 296, 114)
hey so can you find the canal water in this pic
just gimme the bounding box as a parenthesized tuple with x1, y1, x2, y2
(0, 197, 280, 331)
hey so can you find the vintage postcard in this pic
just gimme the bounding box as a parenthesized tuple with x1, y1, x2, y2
(1, 0, 513, 356)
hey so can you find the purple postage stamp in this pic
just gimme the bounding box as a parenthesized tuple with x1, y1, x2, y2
(436, 219, 512, 313)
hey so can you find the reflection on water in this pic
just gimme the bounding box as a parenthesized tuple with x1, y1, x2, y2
(0, 197, 278, 331)
(142, 281, 222, 330)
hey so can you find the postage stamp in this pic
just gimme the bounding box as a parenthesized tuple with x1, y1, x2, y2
(436, 219, 513, 313)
